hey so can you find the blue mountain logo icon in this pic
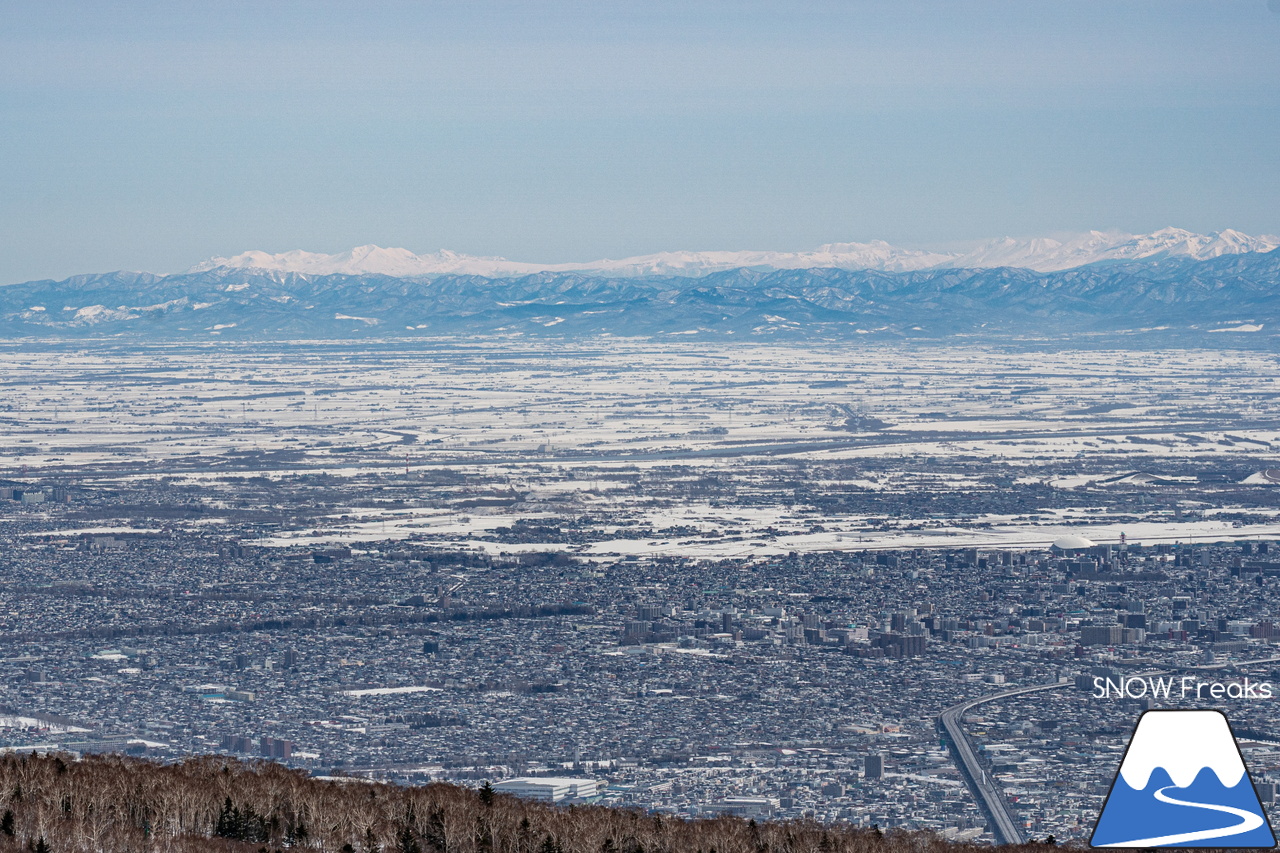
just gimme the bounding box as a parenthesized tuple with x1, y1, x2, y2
(1092, 710, 1276, 848)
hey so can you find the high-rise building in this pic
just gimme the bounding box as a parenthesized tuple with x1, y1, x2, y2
(260, 737, 294, 760)
(865, 754, 884, 779)
(1081, 625, 1123, 645)
(1083, 623, 1109, 644)
(221, 735, 253, 754)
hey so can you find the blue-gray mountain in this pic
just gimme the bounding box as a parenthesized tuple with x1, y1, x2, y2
(4, 250, 1279, 340)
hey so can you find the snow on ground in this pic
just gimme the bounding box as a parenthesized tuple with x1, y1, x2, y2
(0, 715, 90, 734)
(342, 686, 444, 697)
(2, 340, 1278, 553)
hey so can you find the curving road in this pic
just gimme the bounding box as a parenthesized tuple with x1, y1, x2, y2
(938, 680, 1070, 845)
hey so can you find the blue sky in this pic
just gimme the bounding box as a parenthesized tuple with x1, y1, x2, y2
(2, 0, 1279, 283)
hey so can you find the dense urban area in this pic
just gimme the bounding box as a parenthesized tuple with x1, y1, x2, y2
(4, 339, 1280, 844)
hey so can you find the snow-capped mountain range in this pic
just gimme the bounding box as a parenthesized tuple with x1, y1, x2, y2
(7, 226, 1280, 341)
(1117, 711, 1246, 790)
(190, 228, 1280, 278)
(8, 243, 1280, 340)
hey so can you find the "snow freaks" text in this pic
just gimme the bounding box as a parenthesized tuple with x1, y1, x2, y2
(1091, 675, 1273, 700)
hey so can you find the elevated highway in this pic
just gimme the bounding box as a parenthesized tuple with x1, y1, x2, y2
(938, 681, 1070, 845)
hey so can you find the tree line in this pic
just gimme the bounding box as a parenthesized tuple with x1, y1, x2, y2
(0, 752, 1024, 853)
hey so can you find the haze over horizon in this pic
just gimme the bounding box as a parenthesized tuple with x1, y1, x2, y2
(3, 1, 1280, 284)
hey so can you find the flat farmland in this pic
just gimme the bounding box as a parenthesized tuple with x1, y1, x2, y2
(1, 340, 1278, 555)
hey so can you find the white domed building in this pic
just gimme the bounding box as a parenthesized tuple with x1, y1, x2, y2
(1050, 534, 1097, 554)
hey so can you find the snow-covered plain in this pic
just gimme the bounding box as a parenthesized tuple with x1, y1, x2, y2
(0, 714, 90, 734)
(1, 339, 1279, 555)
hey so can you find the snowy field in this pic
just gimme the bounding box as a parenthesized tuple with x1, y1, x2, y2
(2, 339, 1279, 554)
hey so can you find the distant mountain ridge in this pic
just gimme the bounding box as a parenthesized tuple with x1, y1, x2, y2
(188, 228, 1280, 278)
(4, 246, 1280, 340)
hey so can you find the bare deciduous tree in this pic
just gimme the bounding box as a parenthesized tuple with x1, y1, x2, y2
(0, 753, 1020, 853)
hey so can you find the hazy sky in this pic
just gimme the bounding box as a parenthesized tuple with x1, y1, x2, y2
(2, 0, 1279, 283)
